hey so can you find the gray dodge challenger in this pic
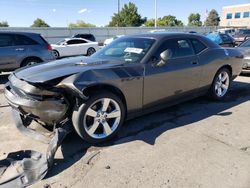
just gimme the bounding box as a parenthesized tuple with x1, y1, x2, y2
(5, 33, 244, 143)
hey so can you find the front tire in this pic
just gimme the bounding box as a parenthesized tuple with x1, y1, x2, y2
(52, 50, 60, 59)
(209, 68, 231, 100)
(72, 92, 125, 144)
(87, 47, 96, 56)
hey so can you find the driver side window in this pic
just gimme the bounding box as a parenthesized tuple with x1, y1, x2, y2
(154, 39, 194, 60)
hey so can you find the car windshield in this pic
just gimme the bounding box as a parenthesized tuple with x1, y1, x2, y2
(92, 37, 155, 63)
(56, 39, 66, 45)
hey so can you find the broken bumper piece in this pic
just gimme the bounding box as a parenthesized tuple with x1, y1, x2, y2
(0, 109, 72, 187)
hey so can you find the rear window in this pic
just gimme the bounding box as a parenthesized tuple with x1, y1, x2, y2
(39, 35, 49, 44)
(14, 34, 38, 46)
(0, 34, 14, 47)
(191, 39, 207, 54)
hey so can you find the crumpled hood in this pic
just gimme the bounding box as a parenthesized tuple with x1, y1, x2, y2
(14, 56, 123, 83)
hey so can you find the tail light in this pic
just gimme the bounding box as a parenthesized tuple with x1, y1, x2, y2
(45, 44, 52, 51)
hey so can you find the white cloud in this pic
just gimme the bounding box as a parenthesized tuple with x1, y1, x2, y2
(52, 9, 56, 12)
(78, 8, 87, 14)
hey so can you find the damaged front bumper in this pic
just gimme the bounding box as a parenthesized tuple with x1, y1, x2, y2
(1, 74, 73, 187)
(5, 74, 68, 125)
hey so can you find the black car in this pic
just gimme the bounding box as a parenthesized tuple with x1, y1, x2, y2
(72, 33, 96, 42)
(5, 33, 243, 144)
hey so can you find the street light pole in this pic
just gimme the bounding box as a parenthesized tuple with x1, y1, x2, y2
(154, 0, 157, 28)
(117, 0, 120, 27)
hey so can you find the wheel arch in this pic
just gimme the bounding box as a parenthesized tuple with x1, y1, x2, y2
(217, 64, 232, 77)
(82, 83, 128, 112)
(52, 49, 60, 57)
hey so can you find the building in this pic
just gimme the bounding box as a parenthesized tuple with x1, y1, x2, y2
(220, 4, 250, 27)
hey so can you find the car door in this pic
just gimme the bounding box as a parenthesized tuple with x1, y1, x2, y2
(143, 38, 202, 108)
(65, 39, 83, 56)
(75, 39, 88, 55)
(0, 34, 25, 71)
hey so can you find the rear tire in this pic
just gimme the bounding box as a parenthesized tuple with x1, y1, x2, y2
(209, 68, 231, 100)
(21, 58, 42, 67)
(72, 91, 125, 144)
(87, 48, 96, 56)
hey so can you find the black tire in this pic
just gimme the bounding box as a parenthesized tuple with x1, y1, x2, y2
(87, 47, 96, 56)
(72, 91, 125, 144)
(209, 68, 231, 100)
(52, 50, 60, 59)
(21, 58, 42, 67)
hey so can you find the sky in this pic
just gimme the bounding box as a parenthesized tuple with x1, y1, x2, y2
(0, 0, 249, 27)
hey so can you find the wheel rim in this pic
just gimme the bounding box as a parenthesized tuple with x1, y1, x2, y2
(83, 98, 121, 139)
(215, 71, 230, 97)
(53, 50, 59, 58)
(26, 61, 38, 66)
(87, 48, 96, 56)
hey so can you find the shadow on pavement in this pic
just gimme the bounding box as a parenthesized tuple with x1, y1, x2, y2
(0, 74, 9, 85)
(45, 78, 250, 179)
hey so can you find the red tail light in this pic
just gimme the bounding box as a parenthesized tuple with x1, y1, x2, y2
(45, 44, 52, 51)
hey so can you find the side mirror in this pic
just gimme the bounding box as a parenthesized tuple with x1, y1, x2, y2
(156, 49, 172, 67)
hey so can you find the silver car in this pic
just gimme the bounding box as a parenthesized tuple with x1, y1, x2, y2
(237, 38, 250, 73)
(0, 32, 55, 72)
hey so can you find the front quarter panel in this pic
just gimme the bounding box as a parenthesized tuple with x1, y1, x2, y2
(57, 64, 145, 114)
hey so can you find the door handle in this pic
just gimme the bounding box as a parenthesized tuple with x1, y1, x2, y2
(15, 48, 24, 51)
(191, 61, 198, 65)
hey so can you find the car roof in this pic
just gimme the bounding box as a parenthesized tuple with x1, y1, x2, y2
(128, 32, 202, 39)
(64, 38, 91, 42)
(0, 31, 40, 36)
(124, 32, 220, 48)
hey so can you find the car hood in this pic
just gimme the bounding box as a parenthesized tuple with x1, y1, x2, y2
(14, 56, 123, 83)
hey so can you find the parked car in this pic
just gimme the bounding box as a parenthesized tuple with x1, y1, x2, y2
(217, 28, 236, 36)
(5, 33, 243, 144)
(103, 35, 124, 46)
(206, 32, 236, 47)
(233, 29, 250, 44)
(51, 38, 99, 58)
(237, 38, 250, 73)
(0, 32, 55, 72)
(72, 33, 96, 42)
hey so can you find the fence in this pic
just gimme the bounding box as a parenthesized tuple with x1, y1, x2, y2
(0, 27, 219, 44)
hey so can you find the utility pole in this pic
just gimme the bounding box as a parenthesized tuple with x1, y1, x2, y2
(154, 0, 157, 28)
(117, 0, 120, 27)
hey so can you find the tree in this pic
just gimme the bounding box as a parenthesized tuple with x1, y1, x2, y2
(188, 13, 202, 26)
(144, 19, 155, 27)
(0, 21, 9, 27)
(204, 9, 220, 26)
(108, 2, 146, 27)
(68, 20, 96, 28)
(145, 15, 184, 27)
(31, 18, 50, 27)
